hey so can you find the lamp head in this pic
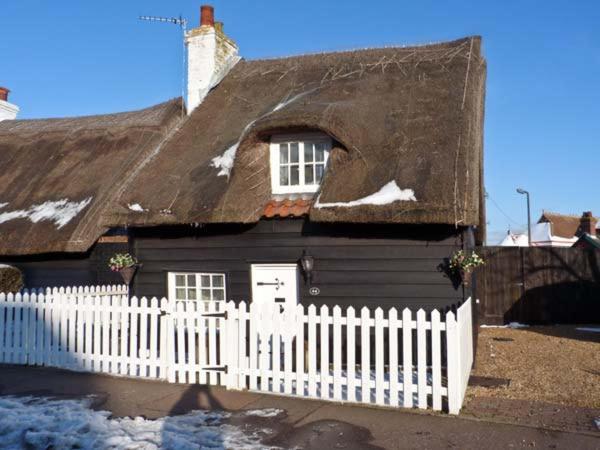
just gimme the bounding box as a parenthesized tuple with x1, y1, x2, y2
(516, 188, 528, 195)
(300, 251, 314, 274)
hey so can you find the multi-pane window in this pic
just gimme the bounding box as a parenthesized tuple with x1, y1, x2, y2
(169, 272, 226, 302)
(270, 134, 331, 194)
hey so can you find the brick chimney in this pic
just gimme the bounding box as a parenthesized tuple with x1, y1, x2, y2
(579, 211, 597, 236)
(185, 5, 240, 114)
(0, 87, 19, 121)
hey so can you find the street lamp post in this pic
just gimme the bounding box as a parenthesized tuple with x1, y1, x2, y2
(516, 188, 531, 246)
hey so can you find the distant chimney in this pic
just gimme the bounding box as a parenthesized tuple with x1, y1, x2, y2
(200, 5, 214, 26)
(0, 87, 9, 102)
(0, 86, 19, 121)
(185, 5, 240, 114)
(579, 211, 597, 236)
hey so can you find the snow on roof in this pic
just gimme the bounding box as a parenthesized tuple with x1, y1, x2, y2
(127, 203, 147, 213)
(314, 180, 416, 209)
(0, 198, 92, 230)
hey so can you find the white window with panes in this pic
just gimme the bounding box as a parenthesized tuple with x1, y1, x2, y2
(167, 272, 226, 303)
(270, 133, 331, 194)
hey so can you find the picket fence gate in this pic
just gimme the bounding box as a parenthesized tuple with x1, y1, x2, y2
(0, 286, 473, 414)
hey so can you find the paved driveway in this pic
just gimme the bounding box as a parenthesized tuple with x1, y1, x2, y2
(0, 365, 597, 449)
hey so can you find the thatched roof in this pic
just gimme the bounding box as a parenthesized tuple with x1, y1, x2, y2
(110, 36, 486, 228)
(0, 99, 183, 255)
(0, 36, 486, 255)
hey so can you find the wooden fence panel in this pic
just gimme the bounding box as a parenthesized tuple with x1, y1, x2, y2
(476, 247, 600, 324)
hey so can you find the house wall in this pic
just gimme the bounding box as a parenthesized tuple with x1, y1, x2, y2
(131, 219, 466, 311)
(2, 241, 127, 289)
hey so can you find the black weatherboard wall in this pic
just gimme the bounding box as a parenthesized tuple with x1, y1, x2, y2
(132, 219, 465, 311)
(3, 241, 128, 289)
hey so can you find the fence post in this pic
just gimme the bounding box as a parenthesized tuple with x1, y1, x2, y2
(446, 310, 461, 414)
(159, 297, 174, 381)
(225, 301, 239, 390)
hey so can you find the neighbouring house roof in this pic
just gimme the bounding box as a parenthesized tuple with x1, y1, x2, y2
(0, 36, 486, 255)
(538, 211, 598, 239)
(498, 231, 528, 247)
(0, 99, 183, 255)
(572, 233, 600, 250)
(529, 221, 577, 247)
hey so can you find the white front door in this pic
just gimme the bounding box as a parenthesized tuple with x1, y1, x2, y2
(251, 264, 299, 313)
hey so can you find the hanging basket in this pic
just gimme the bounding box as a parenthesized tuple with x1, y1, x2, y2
(460, 270, 473, 286)
(119, 265, 138, 285)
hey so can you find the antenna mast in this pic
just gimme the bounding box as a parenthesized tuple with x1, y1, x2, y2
(139, 15, 188, 118)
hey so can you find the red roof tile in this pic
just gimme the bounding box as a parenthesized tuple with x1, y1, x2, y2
(263, 199, 312, 218)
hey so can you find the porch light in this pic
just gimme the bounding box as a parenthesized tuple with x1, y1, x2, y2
(300, 250, 314, 285)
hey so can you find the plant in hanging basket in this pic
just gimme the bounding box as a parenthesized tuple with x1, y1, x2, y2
(448, 250, 484, 285)
(108, 253, 139, 284)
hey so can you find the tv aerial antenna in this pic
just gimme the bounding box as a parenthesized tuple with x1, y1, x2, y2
(139, 15, 188, 118)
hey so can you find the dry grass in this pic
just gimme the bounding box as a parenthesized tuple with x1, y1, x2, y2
(467, 325, 600, 409)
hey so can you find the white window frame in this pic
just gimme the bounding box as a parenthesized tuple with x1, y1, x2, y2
(167, 272, 226, 303)
(270, 132, 331, 195)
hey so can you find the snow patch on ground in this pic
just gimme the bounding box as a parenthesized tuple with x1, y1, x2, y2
(480, 322, 530, 329)
(243, 408, 283, 418)
(576, 327, 600, 333)
(0, 395, 279, 450)
(0, 202, 7, 209)
(128, 203, 147, 213)
(0, 197, 92, 229)
(315, 180, 416, 209)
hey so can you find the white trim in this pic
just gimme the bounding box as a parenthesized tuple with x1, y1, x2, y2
(167, 271, 226, 302)
(270, 133, 331, 195)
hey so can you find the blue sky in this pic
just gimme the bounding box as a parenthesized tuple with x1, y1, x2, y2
(2, 1, 599, 243)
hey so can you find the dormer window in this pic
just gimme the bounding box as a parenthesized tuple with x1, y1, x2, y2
(270, 133, 331, 194)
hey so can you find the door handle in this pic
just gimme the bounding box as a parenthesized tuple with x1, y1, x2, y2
(256, 278, 285, 290)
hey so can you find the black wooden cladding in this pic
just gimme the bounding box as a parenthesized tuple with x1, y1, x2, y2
(2, 242, 127, 289)
(132, 219, 465, 311)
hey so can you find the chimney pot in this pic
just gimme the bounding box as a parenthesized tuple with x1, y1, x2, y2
(580, 211, 597, 236)
(200, 5, 214, 27)
(0, 87, 9, 102)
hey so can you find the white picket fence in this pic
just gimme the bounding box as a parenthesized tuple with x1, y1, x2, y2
(0, 285, 473, 414)
(20, 285, 129, 297)
(219, 300, 473, 414)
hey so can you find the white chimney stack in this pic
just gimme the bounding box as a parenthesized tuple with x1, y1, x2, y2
(0, 87, 19, 121)
(185, 5, 240, 114)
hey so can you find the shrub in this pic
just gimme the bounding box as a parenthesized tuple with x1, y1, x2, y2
(0, 265, 24, 293)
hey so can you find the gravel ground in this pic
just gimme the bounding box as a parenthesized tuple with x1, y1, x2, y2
(466, 325, 600, 409)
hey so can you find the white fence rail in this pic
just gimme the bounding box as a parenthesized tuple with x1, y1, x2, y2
(20, 285, 129, 297)
(0, 284, 473, 414)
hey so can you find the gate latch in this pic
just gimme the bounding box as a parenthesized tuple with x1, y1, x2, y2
(202, 365, 227, 372)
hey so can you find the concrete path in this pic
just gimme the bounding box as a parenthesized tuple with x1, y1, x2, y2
(0, 365, 598, 449)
